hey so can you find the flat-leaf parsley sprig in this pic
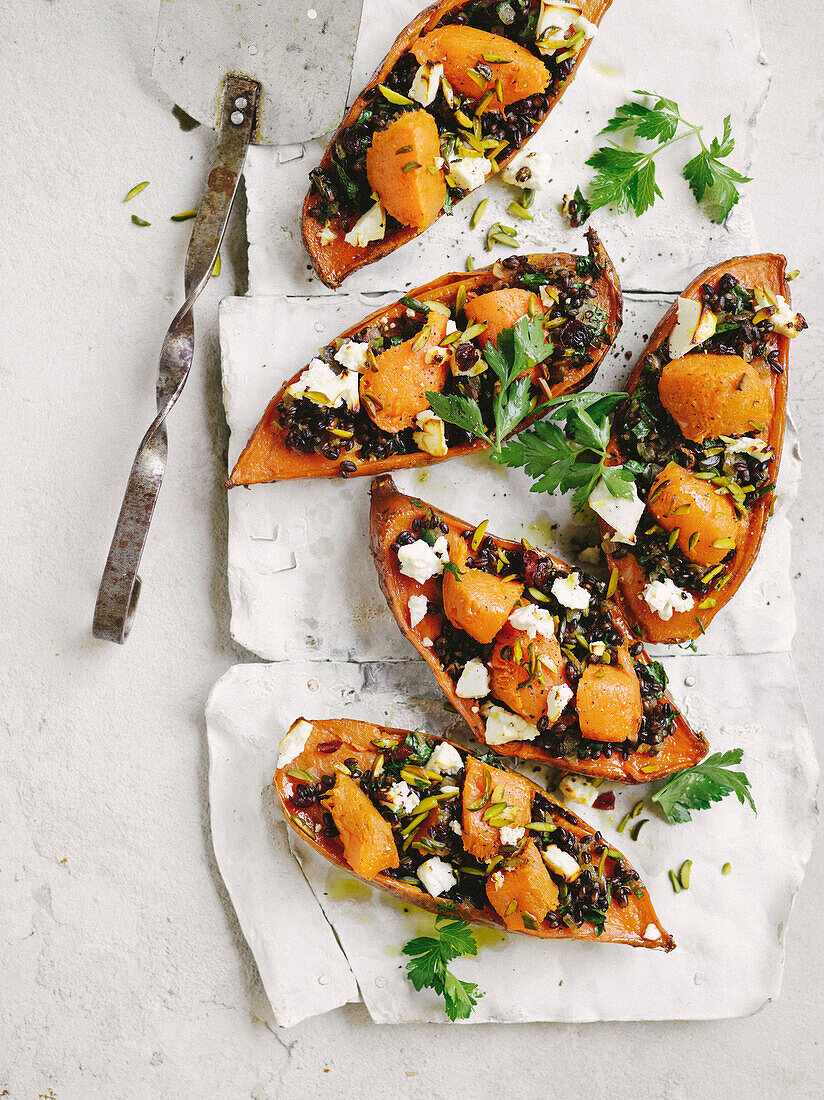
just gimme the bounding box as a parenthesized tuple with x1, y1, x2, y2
(497, 391, 635, 512)
(402, 915, 483, 1021)
(651, 749, 756, 824)
(567, 91, 752, 224)
(425, 315, 552, 455)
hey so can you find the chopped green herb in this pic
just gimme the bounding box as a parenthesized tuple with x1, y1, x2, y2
(403, 917, 483, 1021)
(123, 181, 150, 203)
(651, 749, 756, 824)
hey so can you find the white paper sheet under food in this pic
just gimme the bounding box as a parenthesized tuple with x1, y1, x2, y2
(220, 291, 800, 662)
(243, 0, 767, 298)
(205, 656, 817, 1026)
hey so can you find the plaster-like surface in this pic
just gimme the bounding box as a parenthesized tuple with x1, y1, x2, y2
(1, 1, 821, 1096)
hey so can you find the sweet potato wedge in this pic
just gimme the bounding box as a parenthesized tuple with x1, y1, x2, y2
(601, 255, 803, 644)
(227, 235, 621, 486)
(275, 717, 674, 949)
(365, 110, 446, 231)
(369, 476, 709, 783)
(302, 0, 613, 288)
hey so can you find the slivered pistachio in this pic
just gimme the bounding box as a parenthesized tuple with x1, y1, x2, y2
(688, 531, 700, 551)
(640, 760, 660, 773)
(495, 77, 504, 103)
(402, 160, 422, 173)
(212, 252, 221, 277)
(526, 821, 556, 832)
(454, 109, 474, 128)
(496, 222, 517, 237)
(290, 813, 315, 839)
(482, 53, 513, 63)
(679, 860, 692, 889)
(123, 181, 150, 202)
(513, 639, 523, 664)
(466, 67, 487, 88)
(471, 519, 489, 551)
(400, 295, 428, 313)
(672, 503, 692, 515)
(481, 801, 508, 822)
(597, 847, 608, 879)
(170, 209, 198, 222)
(458, 866, 486, 876)
(488, 813, 515, 827)
(378, 83, 413, 105)
(413, 795, 441, 816)
(616, 812, 631, 834)
(667, 528, 680, 550)
(722, 862, 732, 875)
(411, 325, 431, 352)
(461, 321, 488, 341)
(441, 330, 463, 346)
(521, 911, 539, 930)
(668, 869, 682, 894)
(455, 283, 468, 315)
(467, 771, 492, 812)
(475, 91, 495, 116)
(441, 74, 455, 106)
(466, 255, 475, 271)
(697, 597, 717, 610)
(629, 818, 648, 841)
(491, 785, 504, 804)
(631, 799, 645, 819)
(471, 198, 488, 229)
(528, 586, 549, 603)
(606, 567, 619, 599)
(521, 187, 535, 209)
(507, 200, 533, 221)
(401, 811, 429, 837)
(712, 538, 737, 550)
(422, 299, 451, 317)
(287, 768, 314, 783)
(504, 898, 518, 917)
(131, 215, 151, 226)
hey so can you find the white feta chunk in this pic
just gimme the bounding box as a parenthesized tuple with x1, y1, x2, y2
(450, 820, 463, 836)
(409, 61, 444, 107)
(642, 578, 695, 621)
(407, 594, 429, 629)
(454, 657, 491, 699)
(724, 436, 773, 462)
(319, 226, 336, 246)
(559, 774, 599, 807)
(482, 704, 541, 745)
(501, 148, 551, 190)
(278, 719, 313, 768)
(753, 286, 805, 337)
(545, 682, 573, 724)
(448, 156, 491, 192)
(413, 410, 448, 457)
(426, 741, 465, 775)
(344, 200, 385, 248)
(385, 781, 420, 816)
(508, 602, 557, 640)
(668, 296, 717, 358)
(286, 359, 360, 410)
(445, 319, 458, 335)
(499, 825, 525, 846)
(643, 923, 662, 941)
(397, 536, 449, 584)
(588, 476, 646, 545)
(551, 571, 590, 611)
(333, 339, 370, 372)
(417, 856, 457, 897)
(537, 1, 592, 54)
(573, 12, 599, 38)
(542, 844, 581, 882)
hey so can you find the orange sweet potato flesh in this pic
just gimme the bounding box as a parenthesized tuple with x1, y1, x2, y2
(486, 841, 560, 932)
(365, 111, 446, 231)
(361, 310, 449, 432)
(602, 254, 791, 645)
(302, 0, 613, 288)
(658, 353, 774, 443)
(464, 289, 544, 349)
(488, 620, 566, 723)
(576, 644, 642, 743)
(275, 719, 673, 948)
(227, 237, 621, 486)
(322, 772, 400, 880)
(648, 461, 743, 568)
(369, 476, 710, 782)
(461, 756, 532, 861)
(412, 26, 549, 111)
(442, 536, 524, 645)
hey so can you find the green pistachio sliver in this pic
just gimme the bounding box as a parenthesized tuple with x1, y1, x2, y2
(475, 90, 495, 116)
(212, 252, 221, 277)
(521, 187, 535, 210)
(123, 181, 150, 202)
(461, 321, 488, 341)
(712, 538, 737, 550)
(507, 200, 533, 221)
(413, 795, 441, 816)
(504, 898, 518, 916)
(526, 821, 555, 832)
(490, 785, 504, 804)
(722, 862, 732, 875)
(606, 848, 623, 860)
(400, 810, 429, 836)
(640, 760, 660, 774)
(495, 77, 504, 103)
(170, 209, 198, 222)
(482, 53, 513, 63)
(605, 567, 619, 599)
(597, 847, 608, 878)
(378, 83, 413, 105)
(668, 869, 682, 894)
(672, 503, 692, 515)
(458, 866, 487, 876)
(287, 768, 315, 783)
(421, 299, 452, 317)
(441, 330, 463, 346)
(667, 527, 680, 550)
(290, 813, 314, 839)
(629, 818, 648, 841)
(495, 222, 518, 238)
(481, 801, 508, 822)
(527, 587, 549, 604)
(467, 771, 492, 812)
(402, 160, 422, 173)
(400, 295, 428, 314)
(688, 531, 700, 551)
(488, 814, 515, 828)
(131, 214, 151, 227)
(454, 108, 475, 128)
(631, 800, 645, 819)
(470, 197, 489, 229)
(466, 68, 487, 88)
(455, 283, 468, 315)
(616, 812, 631, 834)
(521, 911, 539, 930)
(697, 597, 717, 610)
(492, 231, 520, 249)
(679, 860, 692, 889)
(466, 255, 475, 271)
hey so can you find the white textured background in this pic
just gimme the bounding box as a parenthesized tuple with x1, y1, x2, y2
(1, 1, 821, 1097)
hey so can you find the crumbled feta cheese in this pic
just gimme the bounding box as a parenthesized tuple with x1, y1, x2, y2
(450, 820, 462, 836)
(454, 657, 490, 699)
(409, 61, 444, 107)
(445, 319, 458, 335)
(319, 226, 336, 246)
(536, 2, 594, 55)
(490, 871, 504, 888)
(542, 844, 581, 881)
(448, 156, 491, 192)
(588, 477, 646, 545)
(508, 602, 556, 640)
(385, 780, 420, 816)
(417, 856, 457, 897)
(724, 436, 773, 462)
(551, 571, 590, 611)
(482, 704, 540, 745)
(642, 578, 695, 621)
(578, 545, 600, 565)
(397, 536, 449, 584)
(278, 719, 313, 768)
(413, 410, 448, 457)
(573, 12, 598, 38)
(545, 682, 573, 724)
(643, 923, 662, 941)
(344, 200, 385, 248)
(435, 156, 445, 169)
(441, 784, 459, 796)
(408, 594, 429, 629)
(753, 286, 805, 337)
(333, 340, 369, 372)
(668, 296, 717, 358)
(589, 641, 606, 657)
(559, 774, 599, 806)
(422, 638, 433, 647)
(499, 825, 525, 846)
(426, 741, 465, 775)
(501, 148, 551, 190)
(286, 359, 360, 410)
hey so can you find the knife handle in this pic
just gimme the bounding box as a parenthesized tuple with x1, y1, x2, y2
(93, 74, 260, 644)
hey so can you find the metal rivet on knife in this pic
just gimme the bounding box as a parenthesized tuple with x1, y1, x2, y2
(230, 110, 244, 125)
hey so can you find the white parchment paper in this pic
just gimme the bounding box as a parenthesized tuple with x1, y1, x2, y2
(206, 656, 817, 1026)
(244, 0, 768, 297)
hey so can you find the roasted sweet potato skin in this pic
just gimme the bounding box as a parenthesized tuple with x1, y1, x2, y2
(227, 235, 621, 486)
(302, 0, 613, 288)
(602, 255, 791, 644)
(369, 475, 709, 783)
(275, 718, 674, 949)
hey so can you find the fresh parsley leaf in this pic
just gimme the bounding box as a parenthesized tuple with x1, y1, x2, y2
(651, 749, 756, 824)
(402, 917, 483, 1022)
(441, 561, 465, 583)
(424, 391, 491, 443)
(495, 373, 532, 442)
(643, 660, 668, 691)
(599, 464, 636, 500)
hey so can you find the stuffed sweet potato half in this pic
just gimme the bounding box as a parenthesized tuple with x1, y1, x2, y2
(370, 477, 708, 783)
(227, 234, 621, 486)
(303, 0, 612, 287)
(597, 255, 806, 644)
(276, 717, 673, 949)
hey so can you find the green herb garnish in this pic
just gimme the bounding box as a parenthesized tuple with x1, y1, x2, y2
(651, 749, 756, 824)
(402, 917, 483, 1021)
(572, 91, 751, 223)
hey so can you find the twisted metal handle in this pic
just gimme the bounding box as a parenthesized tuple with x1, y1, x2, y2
(93, 74, 260, 643)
